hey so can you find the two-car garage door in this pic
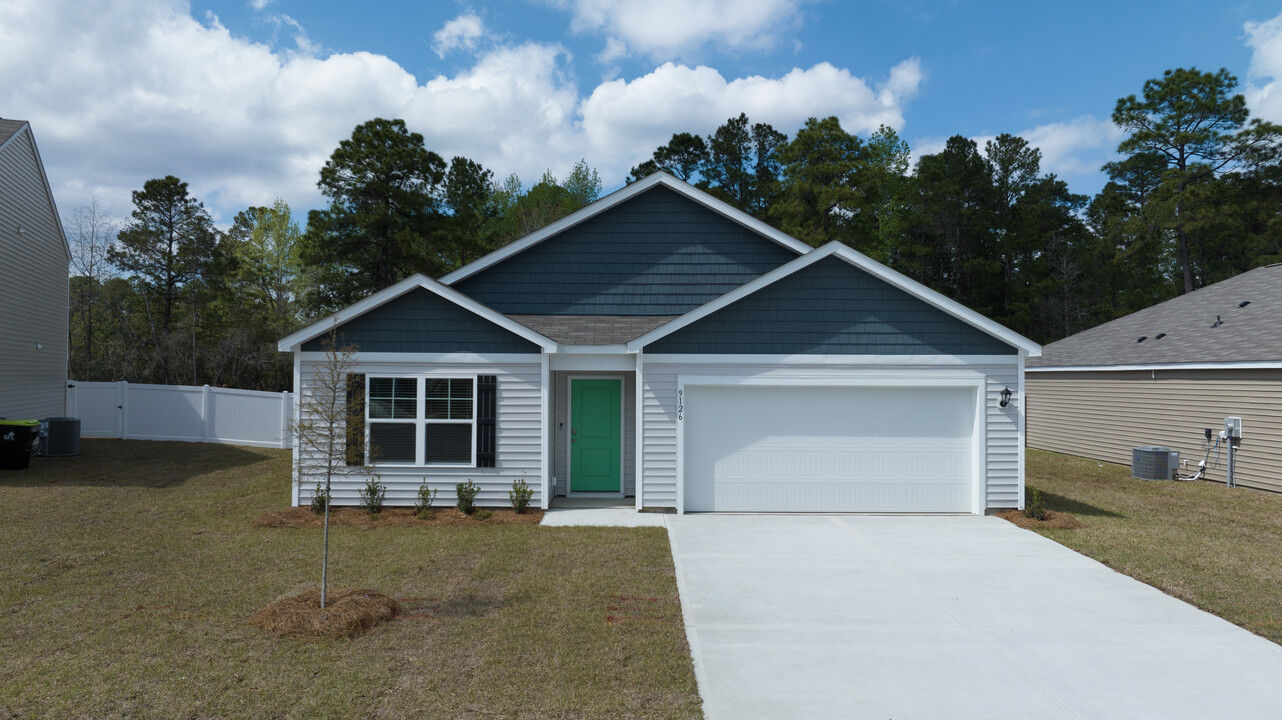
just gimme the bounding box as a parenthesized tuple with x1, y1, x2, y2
(683, 385, 978, 513)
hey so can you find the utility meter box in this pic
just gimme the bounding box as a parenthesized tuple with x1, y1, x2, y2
(1224, 417, 1242, 439)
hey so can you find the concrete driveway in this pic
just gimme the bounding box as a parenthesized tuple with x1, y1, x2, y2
(665, 514, 1282, 720)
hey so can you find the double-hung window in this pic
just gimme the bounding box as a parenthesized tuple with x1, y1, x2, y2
(366, 376, 476, 466)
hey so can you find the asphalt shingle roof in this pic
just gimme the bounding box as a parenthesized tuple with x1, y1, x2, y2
(507, 315, 679, 345)
(1029, 263, 1282, 367)
(0, 118, 28, 146)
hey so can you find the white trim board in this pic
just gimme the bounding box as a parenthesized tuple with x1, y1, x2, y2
(296, 351, 543, 365)
(627, 242, 1042, 357)
(438, 172, 811, 286)
(1027, 361, 1282, 372)
(277, 274, 558, 352)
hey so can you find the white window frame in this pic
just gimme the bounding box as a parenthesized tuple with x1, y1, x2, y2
(366, 374, 478, 467)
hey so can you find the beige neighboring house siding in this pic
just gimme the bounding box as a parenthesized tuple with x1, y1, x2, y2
(0, 124, 69, 420)
(1027, 369, 1282, 493)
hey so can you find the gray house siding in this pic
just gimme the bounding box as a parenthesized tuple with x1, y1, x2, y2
(301, 287, 540, 354)
(452, 186, 798, 315)
(1027, 368, 1282, 494)
(645, 257, 1018, 356)
(0, 122, 68, 420)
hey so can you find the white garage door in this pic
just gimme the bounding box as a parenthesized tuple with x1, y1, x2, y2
(683, 385, 977, 513)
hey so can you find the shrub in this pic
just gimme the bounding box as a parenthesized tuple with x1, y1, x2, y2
(310, 482, 329, 515)
(509, 475, 534, 514)
(359, 477, 386, 515)
(474, 508, 493, 521)
(415, 483, 438, 517)
(1024, 487, 1046, 521)
(456, 479, 480, 515)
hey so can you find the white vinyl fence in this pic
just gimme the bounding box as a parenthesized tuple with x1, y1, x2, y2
(67, 381, 293, 449)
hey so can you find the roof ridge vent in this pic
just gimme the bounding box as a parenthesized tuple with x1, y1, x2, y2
(1239, 301, 1251, 308)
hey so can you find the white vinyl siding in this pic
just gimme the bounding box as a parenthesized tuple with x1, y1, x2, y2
(639, 361, 1023, 512)
(296, 358, 543, 507)
(0, 126, 68, 420)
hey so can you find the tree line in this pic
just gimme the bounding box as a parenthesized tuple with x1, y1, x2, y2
(68, 67, 1282, 391)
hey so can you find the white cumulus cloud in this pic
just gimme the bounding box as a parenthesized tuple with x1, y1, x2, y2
(432, 13, 486, 58)
(0, 0, 923, 226)
(1245, 13, 1282, 124)
(562, 0, 803, 60)
(910, 116, 1122, 190)
(580, 58, 923, 172)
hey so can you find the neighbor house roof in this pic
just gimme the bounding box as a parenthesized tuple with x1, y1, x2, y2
(1029, 263, 1282, 369)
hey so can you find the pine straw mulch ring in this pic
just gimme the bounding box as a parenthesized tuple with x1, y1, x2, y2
(252, 506, 543, 528)
(247, 588, 402, 638)
(994, 508, 1085, 530)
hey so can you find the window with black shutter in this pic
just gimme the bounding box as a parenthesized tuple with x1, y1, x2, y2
(363, 375, 483, 466)
(476, 375, 497, 467)
(345, 373, 365, 466)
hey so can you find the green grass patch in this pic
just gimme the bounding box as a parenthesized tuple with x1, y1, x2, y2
(1026, 449, 1282, 644)
(0, 439, 700, 719)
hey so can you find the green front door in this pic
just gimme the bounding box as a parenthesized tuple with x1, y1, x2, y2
(570, 378, 622, 493)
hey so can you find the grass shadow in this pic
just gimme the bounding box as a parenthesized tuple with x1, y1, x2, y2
(0, 438, 276, 488)
(1037, 489, 1126, 519)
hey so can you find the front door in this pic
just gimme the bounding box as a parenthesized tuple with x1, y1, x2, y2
(570, 378, 621, 493)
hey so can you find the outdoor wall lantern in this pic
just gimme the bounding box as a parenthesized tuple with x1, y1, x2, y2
(999, 386, 1013, 408)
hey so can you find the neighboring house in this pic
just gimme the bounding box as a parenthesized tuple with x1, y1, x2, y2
(0, 119, 68, 420)
(1027, 263, 1282, 493)
(279, 173, 1041, 513)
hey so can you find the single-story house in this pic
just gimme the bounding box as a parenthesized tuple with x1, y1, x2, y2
(279, 172, 1041, 513)
(1027, 263, 1282, 493)
(0, 118, 69, 420)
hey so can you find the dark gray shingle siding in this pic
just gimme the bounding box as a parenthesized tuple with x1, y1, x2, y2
(453, 186, 798, 315)
(301, 288, 540, 353)
(645, 256, 1018, 355)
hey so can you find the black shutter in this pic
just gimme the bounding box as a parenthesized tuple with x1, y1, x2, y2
(346, 373, 366, 466)
(476, 374, 497, 467)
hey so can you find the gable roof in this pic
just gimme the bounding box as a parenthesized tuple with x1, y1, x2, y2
(629, 242, 1042, 356)
(278, 273, 558, 352)
(438, 171, 810, 287)
(1029, 263, 1282, 369)
(0, 119, 70, 262)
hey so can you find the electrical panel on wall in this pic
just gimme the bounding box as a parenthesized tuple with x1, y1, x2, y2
(1224, 417, 1242, 439)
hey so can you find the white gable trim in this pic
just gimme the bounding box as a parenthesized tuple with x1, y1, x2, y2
(626, 242, 1042, 356)
(1, 122, 70, 262)
(276, 273, 558, 352)
(437, 172, 811, 285)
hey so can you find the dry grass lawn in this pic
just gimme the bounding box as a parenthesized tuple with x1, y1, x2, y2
(1025, 449, 1282, 645)
(0, 440, 701, 719)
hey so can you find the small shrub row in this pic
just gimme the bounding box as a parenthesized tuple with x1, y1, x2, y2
(309, 476, 536, 516)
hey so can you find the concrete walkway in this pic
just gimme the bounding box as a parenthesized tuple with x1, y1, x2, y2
(665, 514, 1282, 720)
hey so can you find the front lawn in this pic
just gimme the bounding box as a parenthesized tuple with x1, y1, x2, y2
(0, 440, 701, 719)
(1025, 449, 1282, 645)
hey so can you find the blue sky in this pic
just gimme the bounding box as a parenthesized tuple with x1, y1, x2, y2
(3, 0, 1281, 225)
